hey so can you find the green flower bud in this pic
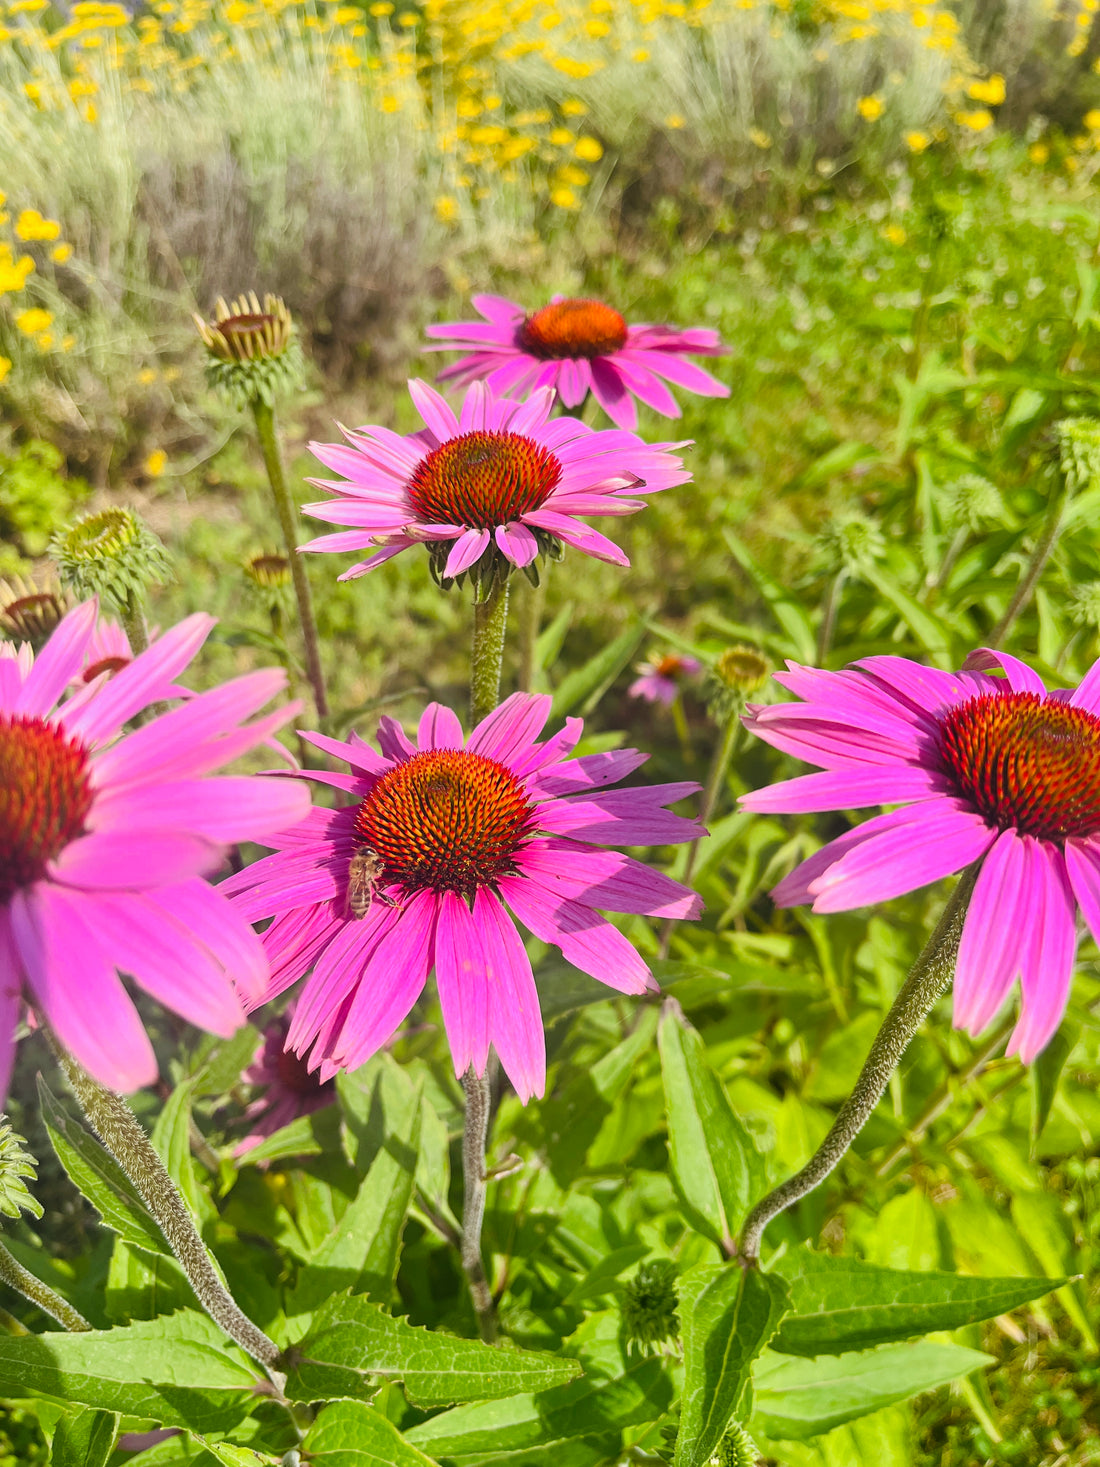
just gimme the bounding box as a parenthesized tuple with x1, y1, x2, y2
(943, 473, 1004, 530)
(51, 507, 172, 616)
(705, 643, 770, 720)
(1057, 416, 1100, 494)
(816, 510, 885, 576)
(0, 572, 70, 648)
(243, 549, 293, 593)
(1069, 579, 1100, 630)
(713, 1422, 760, 1467)
(195, 292, 305, 408)
(0, 1117, 43, 1222)
(620, 1259, 680, 1354)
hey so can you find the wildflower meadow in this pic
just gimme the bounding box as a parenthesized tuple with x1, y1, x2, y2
(4, 1, 1100, 1464)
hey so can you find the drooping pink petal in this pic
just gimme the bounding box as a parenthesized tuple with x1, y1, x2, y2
(12, 886, 158, 1091)
(145, 879, 271, 1007)
(50, 830, 223, 890)
(1006, 840, 1077, 1062)
(496, 522, 539, 567)
(961, 647, 1047, 696)
(434, 890, 490, 1082)
(739, 764, 950, 814)
(499, 874, 656, 995)
(14, 599, 97, 717)
(953, 829, 1034, 1034)
(805, 800, 996, 913)
(472, 887, 545, 1102)
(445, 529, 491, 578)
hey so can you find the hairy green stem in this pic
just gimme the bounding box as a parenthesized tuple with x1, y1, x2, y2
(989, 483, 1068, 649)
(121, 591, 150, 657)
(738, 864, 979, 1263)
(0, 1237, 89, 1331)
(56, 1048, 280, 1367)
(657, 709, 740, 961)
(251, 397, 330, 722)
(460, 1067, 497, 1343)
(470, 579, 510, 726)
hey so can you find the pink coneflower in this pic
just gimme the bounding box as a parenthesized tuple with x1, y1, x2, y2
(302, 378, 692, 584)
(222, 693, 703, 1100)
(235, 1011, 335, 1156)
(425, 294, 730, 431)
(0, 599, 309, 1101)
(740, 647, 1100, 1062)
(629, 653, 703, 706)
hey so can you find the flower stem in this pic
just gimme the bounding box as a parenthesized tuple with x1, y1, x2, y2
(55, 1047, 281, 1368)
(738, 863, 979, 1263)
(989, 482, 1068, 649)
(250, 396, 330, 723)
(470, 578, 510, 726)
(460, 1067, 497, 1343)
(657, 709, 740, 960)
(121, 590, 150, 657)
(0, 1237, 89, 1331)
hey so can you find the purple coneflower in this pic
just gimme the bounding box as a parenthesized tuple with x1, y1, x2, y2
(425, 294, 729, 431)
(222, 693, 703, 1101)
(629, 652, 703, 706)
(0, 599, 308, 1099)
(741, 647, 1100, 1061)
(235, 1010, 334, 1156)
(302, 378, 691, 582)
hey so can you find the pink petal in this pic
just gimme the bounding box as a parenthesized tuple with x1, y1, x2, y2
(468, 692, 552, 763)
(0, 913, 22, 1106)
(473, 887, 545, 1102)
(408, 378, 460, 441)
(300, 728, 387, 776)
(1066, 837, 1100, 951)
(496, 522, 539, 567)
(740, 765, 951, 814)
(89, 776, 310, 845)
(509, 718, 584, 781)
(1069, 656, 1100, 713)
(1006, 840, 1077, 1063)
(418, 704, 465, 750)
(337, 543, 416, 580)
(145, 879, 270, 1006)
(434, 891, 490, 1081)
(522, 510, 630, 566)
(805, 801, 996, 913)
(12, 886, 158, 1091)
(15, 599, 97, 717)
(530, 747, 648, 796)
(620, 349, 730, 396)
(539, 784, 702, 844)
(953, 829, 1033, 1034)
(376, 714, 417, 762)
(589, 359, 638, 429)
(516, 839, 702, 918)
(287, 903, 401, 1053)
(498, 875, 656, 995)
(610, 359, 682, 417)
(50, 830, 223, 890)
(961, 648, 1046, 696)
(471, 293, 525, 325)
(444, 529, 491, 578)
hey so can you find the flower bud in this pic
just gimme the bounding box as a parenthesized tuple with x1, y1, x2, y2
(713, 1422, 760, 1467)
(194, 292, 304, 407)
(943, 473, 1004, 530)
(0, 1115, 43, 1221)
(1058, 416, 1100, 494)
(619, 1258, 680, 1354)
(0, 571, 70, 648)
(705, 644, 770, 720)
(815, 510, 885, 575)
(51, 507, 172, 616)
(243, 549, 293, 594)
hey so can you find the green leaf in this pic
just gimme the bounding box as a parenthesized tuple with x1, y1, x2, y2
(105, 1238, 191, 1324)
(675, 1265, 789, 1467)
(771, 1249, 1062, 1357)
(189, 1025, 260, 1098)
(859, 562, 952, 660)
(304, 1400, 441, 1464)
(1011, 1191, 1098, 1351)
(49, 1406, 118, 1467)
(550, 619, 646, 719)
(751, 1341, 995, 1440)
(564, 1244, 650, 1305)
(1030, 1020, 1079, 1156)
(37, 1076, 171, 1260)
(658, 1005, 765, 1251)
(723, 532, 816, 662)
(234, 1113, 326, 1167)
(286, 1292, 582, 1408)
(0, 1311, 258, 1434)
(404, 1315, 672, 1456)
(290, 1085, 422, 1315)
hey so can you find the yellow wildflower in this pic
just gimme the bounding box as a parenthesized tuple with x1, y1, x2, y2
(14, 209, 61, 242)
(549, 127, 574, 145)
(968, 73, 1005, 105)
(561, 98, 587, 116)
(138, 367, 158, 384)
(749, 127, 772, 148)
(0, 357, 10, 383)
(550, 186, 578, 208)
(574, 136, 603, 162)
(857, 94, 884, 121)
(906, 130, 930, 153)
(1029, 141, 1050, 164)
(665, 112, 686, 129)
(15, 307, 51, 334)
(144, 449, 167, 477)
(434, 195, 459, 222)
(1086, 109, 1100, 131)
(955, 108, 993, 132)
(882, 223, 907, 245)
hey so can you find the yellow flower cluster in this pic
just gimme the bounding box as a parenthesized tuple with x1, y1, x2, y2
(0, 188, 76, 373)
(0, 0, 999, 213)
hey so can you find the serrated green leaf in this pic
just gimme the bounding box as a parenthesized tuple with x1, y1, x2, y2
(0, 1311, 258, 1434)
(233, 1112, 327, 1168)
(304, 1399, 441, 1464)
(751, 1341, 995, 1440)
(674, 1265, 789, 1467)
(49, 1406, 118, 1467)
(658, 1005, 765, 1252)
(403, 1316, 671, 1455)
(105, 1238, 191, 1325)
(286, 1292, 582, 1408)
(771, 1249, 1062, 1357)
(550, 620, 646, 718)
(37, 1077, 171, 1260)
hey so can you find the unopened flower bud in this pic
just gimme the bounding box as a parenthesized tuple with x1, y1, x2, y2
(1057, 416, 1100, 494)
(0, 1116, 43, 1221)
(943, 473, 1004, 530)
(816, 510, 885, 575)
(0, 572, 70, 648)
(195, 292, 304, 407)
(620, 1259, 680, 1354)
(51, 507, 172, 616)
(713, 1422, 760, 1467)
(705, 644, 770, 720)
(243, 550, 293, 593)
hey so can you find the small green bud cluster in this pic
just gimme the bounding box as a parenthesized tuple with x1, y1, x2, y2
(51, 507, 172, 616)
(943, 473, 1004, 530)
(620, 1258, 680, 1354)
(1057, 416, 1100, 495)
(195, 292, 305, 408)
(815, 510, 886, 576)
(0, 1116, 42, 1222)
(713, 1422, 760, 1467)
(705, 643, 770, 721)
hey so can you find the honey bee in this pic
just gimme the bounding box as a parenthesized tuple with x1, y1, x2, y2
(346, 845, 393, 919)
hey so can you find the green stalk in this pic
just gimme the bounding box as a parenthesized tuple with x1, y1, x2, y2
(470, 578, 510, 726)
(251, 397, 330, 723)
(55, 1047, 281, 1369)
(0, 1237, 89, 1331)
(989, 480, 1069, 649)
(739, 864, 979, 1263)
